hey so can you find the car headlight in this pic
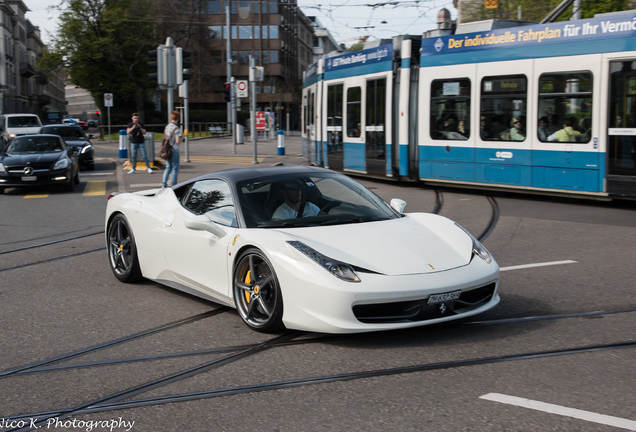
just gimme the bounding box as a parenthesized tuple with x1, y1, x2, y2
(455, 223, 492, 264)
(81, 145, 94, 154)
(53, 158, 69, 170)
(0, 163, 5, 174)
(288, 240, 361, 282)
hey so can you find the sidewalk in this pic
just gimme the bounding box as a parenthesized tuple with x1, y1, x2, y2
(117, 132, 310, 191)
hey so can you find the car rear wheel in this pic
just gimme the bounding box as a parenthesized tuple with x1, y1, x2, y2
(107, 213, 142, 282)
(233, 248, 284, 332)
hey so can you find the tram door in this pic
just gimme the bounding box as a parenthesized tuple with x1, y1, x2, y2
(326, 84, 344, 170)
(366, 78, 387, 176)
(608, 60, 636, 196)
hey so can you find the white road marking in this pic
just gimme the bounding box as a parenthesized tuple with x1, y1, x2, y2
(500, 260, 577, 272)
(480, 393, 636, 431)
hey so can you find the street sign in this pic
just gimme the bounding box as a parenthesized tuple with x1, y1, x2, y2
(236, 80, 248, 98)
(104, 93, 113, 107)
(256, 111, 266, 131)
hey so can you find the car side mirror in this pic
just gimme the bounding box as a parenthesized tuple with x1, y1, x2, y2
(185, 214, 227, 238)
(88, 134, 95, 139)
(390, 198, 407, 214)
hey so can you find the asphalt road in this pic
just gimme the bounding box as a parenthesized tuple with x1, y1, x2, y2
(0, 138, 634, 432)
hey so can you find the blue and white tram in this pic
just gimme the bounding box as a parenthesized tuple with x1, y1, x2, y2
(302, 11, 636, 198)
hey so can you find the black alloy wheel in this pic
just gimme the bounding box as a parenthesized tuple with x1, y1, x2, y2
(107, 214, 142, 282)
(233, 248, 284, 332)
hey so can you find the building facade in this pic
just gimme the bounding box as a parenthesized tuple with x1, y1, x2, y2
(167, 0, 315, 129)
(0, 0, 65, 117)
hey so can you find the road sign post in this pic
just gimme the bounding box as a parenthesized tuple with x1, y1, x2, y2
(104, 93, 113, 142)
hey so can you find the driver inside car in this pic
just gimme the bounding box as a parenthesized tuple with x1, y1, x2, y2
(272, 180, 320, 220)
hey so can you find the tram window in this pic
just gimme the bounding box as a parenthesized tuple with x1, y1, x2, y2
(347, 87, 362, 138)
(538, 72, 592, 143)
(327, 84, 343, 152)
(480, 75, 527, 142)
(430, 78, 470, 140)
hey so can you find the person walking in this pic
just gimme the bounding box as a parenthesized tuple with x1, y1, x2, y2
(127, 113, 152, 173)
(162, 111, 183, 188)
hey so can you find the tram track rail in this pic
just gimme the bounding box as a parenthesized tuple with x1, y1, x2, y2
(2, 307, 634, 432)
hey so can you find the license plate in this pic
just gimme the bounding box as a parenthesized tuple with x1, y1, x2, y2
(21, 176, 37, 181)
(428, 290, 461, 304)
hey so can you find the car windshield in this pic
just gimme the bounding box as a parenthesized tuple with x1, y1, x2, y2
(7, 137, 64, 154)
(7, 116, 41, 127)
(40, 126, 86, 139)
(237, 172, 399, 228)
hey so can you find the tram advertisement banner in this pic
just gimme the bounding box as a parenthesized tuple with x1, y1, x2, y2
(324, 45, 393, 78)
(422, 12, 636, 58)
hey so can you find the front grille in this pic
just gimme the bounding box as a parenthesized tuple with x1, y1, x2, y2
(353, 283, 496, 324)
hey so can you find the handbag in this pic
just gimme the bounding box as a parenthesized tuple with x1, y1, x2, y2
(159, 127, 177, 160)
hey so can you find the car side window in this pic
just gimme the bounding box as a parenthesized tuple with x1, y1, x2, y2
(182, 179, 236, 227)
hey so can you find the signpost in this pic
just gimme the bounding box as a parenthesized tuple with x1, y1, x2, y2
(104, 93, 113, 142)
(236, 80, 248, 98)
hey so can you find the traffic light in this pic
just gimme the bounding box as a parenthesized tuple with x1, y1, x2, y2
(224, 82, 231, 102)
(95, 110, 100, 117)
(176, 48, 192, 83)
(148, 46, 167, 85)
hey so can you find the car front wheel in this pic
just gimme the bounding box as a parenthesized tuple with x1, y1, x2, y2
(233, 248, 284, 332)
(107, 213, 142, 282)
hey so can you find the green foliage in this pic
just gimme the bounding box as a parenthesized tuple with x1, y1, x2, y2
(44, 0, 161, 121)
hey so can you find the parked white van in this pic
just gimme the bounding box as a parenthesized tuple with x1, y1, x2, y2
(1, 113, 42, 145)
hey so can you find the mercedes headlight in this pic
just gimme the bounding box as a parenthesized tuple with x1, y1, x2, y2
(288, 241, 361, 282)
(456, 223, 492, 264)
(81, 145, 94, 154)
(0, 163, 5, 174)
(53, 158, 69, 170)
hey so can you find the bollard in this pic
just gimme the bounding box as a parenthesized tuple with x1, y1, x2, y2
(277, 130, 285, 155)
(144, 132, 155, 162)
(118, 129, 128, 158)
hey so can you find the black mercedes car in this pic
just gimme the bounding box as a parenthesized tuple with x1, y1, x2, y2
(0, 134, 80, 193)
(40, 124, 95, 170)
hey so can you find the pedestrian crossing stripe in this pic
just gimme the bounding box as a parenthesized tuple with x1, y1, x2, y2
(21, 181, 108, 198)
(82, 180, 107, 196)
(187, 156, 264, 163)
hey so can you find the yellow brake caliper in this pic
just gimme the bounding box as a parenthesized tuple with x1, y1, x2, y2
(244, 270, 252, 303)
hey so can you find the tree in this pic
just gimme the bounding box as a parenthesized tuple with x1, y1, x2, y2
(43, 0, 161, 122)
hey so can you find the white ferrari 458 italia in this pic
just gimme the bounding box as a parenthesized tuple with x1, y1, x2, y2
(106, 165, 499, 333)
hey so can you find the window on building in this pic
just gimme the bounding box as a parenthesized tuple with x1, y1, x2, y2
(480, 75, 527, 142)
(269, 25, 279, 39)
(239, 26, 252, 39)
(269, 50, 279, 64)
(430, 78, 470, 140)
(538, 72, 592, 143)
(202, 0, 221, 14)
(209, 25, 222, 39)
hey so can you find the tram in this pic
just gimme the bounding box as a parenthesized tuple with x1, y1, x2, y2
(302, 10, 636, 198)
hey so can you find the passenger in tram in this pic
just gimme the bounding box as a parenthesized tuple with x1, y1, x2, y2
(580, 117, 592, 142)
(548, 114, 561, 134)
(548, 118, 582, 142)
(537, 117, 551, 142)
(457, 120, 468, 137)
(442, 114, 458, 132)
(480, 116, 492, 140)
(510, 117, 525, 141)
(490, 116, 506, 139)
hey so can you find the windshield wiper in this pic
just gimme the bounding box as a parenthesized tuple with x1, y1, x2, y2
(320, 216, 389, 226)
